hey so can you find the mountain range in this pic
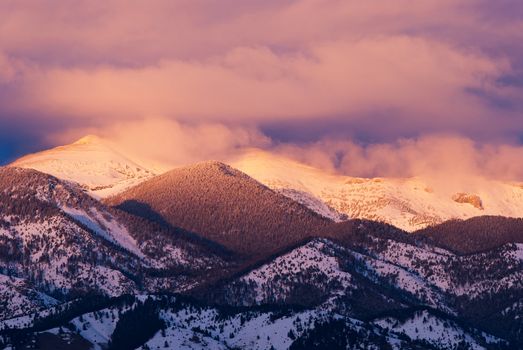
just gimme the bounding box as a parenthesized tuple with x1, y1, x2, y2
(13, 136, 523, 231)
(0, 136, 521, 349)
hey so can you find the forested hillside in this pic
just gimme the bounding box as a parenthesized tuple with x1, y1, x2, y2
(107, 161, 333, 256)
(415, 216, 523, 254)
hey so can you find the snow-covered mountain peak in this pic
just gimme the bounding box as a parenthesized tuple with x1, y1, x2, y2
(72, 134, 104, 145)
(9, 140, 523, 231)
(229, 149, 347, 222)
(10, 135, 156, 198)
(230, 148, 523, 231)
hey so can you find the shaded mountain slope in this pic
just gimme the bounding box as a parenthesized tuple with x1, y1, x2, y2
(106, 161, 333, 256)
(415, 216, 523, 254)
(0, 167, 231, 308)
(1, 163, 522, 348)
(1, 294, 512, 350)
(200, 234, 522, 347)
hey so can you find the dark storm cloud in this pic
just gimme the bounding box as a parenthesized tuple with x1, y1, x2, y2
(0, 114, 68, 164)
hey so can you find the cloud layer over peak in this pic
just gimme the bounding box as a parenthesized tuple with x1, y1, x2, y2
(1, 0, 523, 178)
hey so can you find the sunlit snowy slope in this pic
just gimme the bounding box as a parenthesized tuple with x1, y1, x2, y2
(11, 137, 523, 230)
(10, 135, 155, 198)
(231, 149, 523, 231)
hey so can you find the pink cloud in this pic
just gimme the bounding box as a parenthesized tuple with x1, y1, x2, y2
(47, 118, 270, 169)
(275, 134, 523, 186)
(0, 53, 16, 84)
(1, 0, 523, 175)
(4, 37, 510, 128)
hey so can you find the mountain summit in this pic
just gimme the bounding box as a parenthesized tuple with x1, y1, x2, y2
(71, 134, 105, 145)
(11, 138, 523, 230)
(1, 149, 523, 348)
(231, 149, 523, 231)
(106, 161, 332, 256)
(10, 135, 155, 197)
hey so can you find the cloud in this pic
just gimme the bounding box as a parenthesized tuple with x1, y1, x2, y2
(1, 1, 520, 64)
(47, 118, 523, 186)
(0, 53, 18, 84)
(47, 118, 270, 169)
(3, 38, 514, 130)
(274, 135, 523, 189)
(1, 0, 523, 172)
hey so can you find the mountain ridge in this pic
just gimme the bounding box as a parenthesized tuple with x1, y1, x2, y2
(1, 139, 523, 348)
(231, 148, 523, 231)
(106, 160, 334, 257)
(0, 166, 233, 306)
(11, 137, 523, 231)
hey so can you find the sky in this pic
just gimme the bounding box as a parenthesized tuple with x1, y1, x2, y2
(1, 0, 523, 180)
